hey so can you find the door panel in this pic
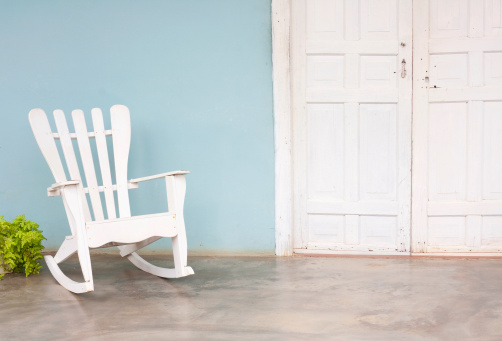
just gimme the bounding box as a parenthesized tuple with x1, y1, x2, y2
(292, 0, 412, 254)
(413, 0, 502, 253)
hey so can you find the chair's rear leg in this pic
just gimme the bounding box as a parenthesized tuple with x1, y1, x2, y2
(166, 175, 193, 277)
(172, 233, 194, 277)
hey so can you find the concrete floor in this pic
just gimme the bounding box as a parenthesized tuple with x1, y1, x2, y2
(2, 253, 502, 340)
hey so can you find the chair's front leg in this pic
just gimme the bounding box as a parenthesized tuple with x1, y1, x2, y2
(165, 174, 191, 276)
(61, 185, 94, 290)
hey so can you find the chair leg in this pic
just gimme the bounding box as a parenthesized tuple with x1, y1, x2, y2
(45, 184, 94, 293)
(166, 174, 193, 277)
(172, 233, 192, 277)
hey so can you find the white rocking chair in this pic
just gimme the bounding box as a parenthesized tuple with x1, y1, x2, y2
(29, 105, 194, 294)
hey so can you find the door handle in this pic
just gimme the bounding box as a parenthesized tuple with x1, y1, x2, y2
(401, 59, 406, 78)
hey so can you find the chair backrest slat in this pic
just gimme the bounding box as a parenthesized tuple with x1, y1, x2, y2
(91, 108, 117, 219)
(110, 105, 132, 218)
(53, 110, 92, 222)
(31, 106, 133, 223)
(72, 109, 105, 221)
(29, 109, 67, 183)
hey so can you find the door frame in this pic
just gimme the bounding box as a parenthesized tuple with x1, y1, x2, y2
(272, 0, 293, 256)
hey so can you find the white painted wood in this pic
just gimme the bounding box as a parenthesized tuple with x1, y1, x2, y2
(44, 255, 93, 293)
(91, 108, 116, 220)
(344, 102, 360, 203)
(344, 0, 359, 41)
(295, 250, 502, 257)
(53, 110, 92, 222)
(53, 236, 78, 264)
(411, 0, 430, 253)
(307, 40, 399, 54)
(127, 252, 194, 278)
(47, 180, 81, 196)
(307, 88, 398, 103)
(276, 0, 502, 256)
(166, 175, 189, 276)
(110, 105, 132, 218)
(344, 215, 359, 246)
(272, 0, 293, 256)
(483, 102, 502, 200)
(63, 184, 93, 285)
(53, 110, 82, 181)
(72, 109, 104, 221)
(308, 201, 399, 216)
(291, 0, 308, 250)
(30, 105, 194, 292)
(48, 183, 95, 293)
(118, 236, 162, 257)
(52, 130, 113, 139)
(412, 253, 502, 257)
(412, 0, 502, 253)
(397, 0, 413, 252)
(428, 201, 502, 216)
(129, 170, 189, 184)
(428, 87, 502, 102)
(86, 212, 177, 248)
(294, 249, 405, 256)
(291, 0, 412, 254)
(29, 109, 67, 182)
(49, 182, 138, 197)
(429, 37, 502, 53)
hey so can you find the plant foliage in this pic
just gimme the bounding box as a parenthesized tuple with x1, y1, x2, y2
(0, 215, 45, 279)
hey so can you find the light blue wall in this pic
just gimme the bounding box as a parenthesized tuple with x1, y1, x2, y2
(0, 0, 275, 253)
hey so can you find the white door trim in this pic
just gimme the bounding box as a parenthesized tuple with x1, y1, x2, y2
(411, 0, 429, 252)
(272, 0, 293, 256)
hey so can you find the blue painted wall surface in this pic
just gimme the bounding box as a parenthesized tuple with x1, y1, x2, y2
(0, 0, 275, 253)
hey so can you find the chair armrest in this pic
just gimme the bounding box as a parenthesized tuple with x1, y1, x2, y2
(47, 180, 81, 197)
(128, 170, 189, 185)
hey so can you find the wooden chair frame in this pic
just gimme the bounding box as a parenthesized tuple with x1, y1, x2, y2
(29, 105, 193, 293)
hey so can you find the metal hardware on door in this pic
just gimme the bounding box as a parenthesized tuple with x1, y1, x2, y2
(401, 59, 406, 78)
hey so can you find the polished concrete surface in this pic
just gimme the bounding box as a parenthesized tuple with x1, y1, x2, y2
(2, 253, 502, 340)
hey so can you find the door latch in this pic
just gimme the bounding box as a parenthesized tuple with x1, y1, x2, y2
(401, 59, 406, 78)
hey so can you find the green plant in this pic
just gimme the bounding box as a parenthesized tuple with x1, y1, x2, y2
(0, 215, 46, 279)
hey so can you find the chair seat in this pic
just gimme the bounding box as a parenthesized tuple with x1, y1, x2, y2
(86, 212, 178, 248)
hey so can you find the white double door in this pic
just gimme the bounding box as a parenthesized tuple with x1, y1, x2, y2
(291, 0, 502, 254)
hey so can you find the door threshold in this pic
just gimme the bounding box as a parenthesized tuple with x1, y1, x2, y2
(294, 249, 502, 258)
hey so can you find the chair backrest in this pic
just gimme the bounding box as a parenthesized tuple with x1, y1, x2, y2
(29, 105, 132, 221)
